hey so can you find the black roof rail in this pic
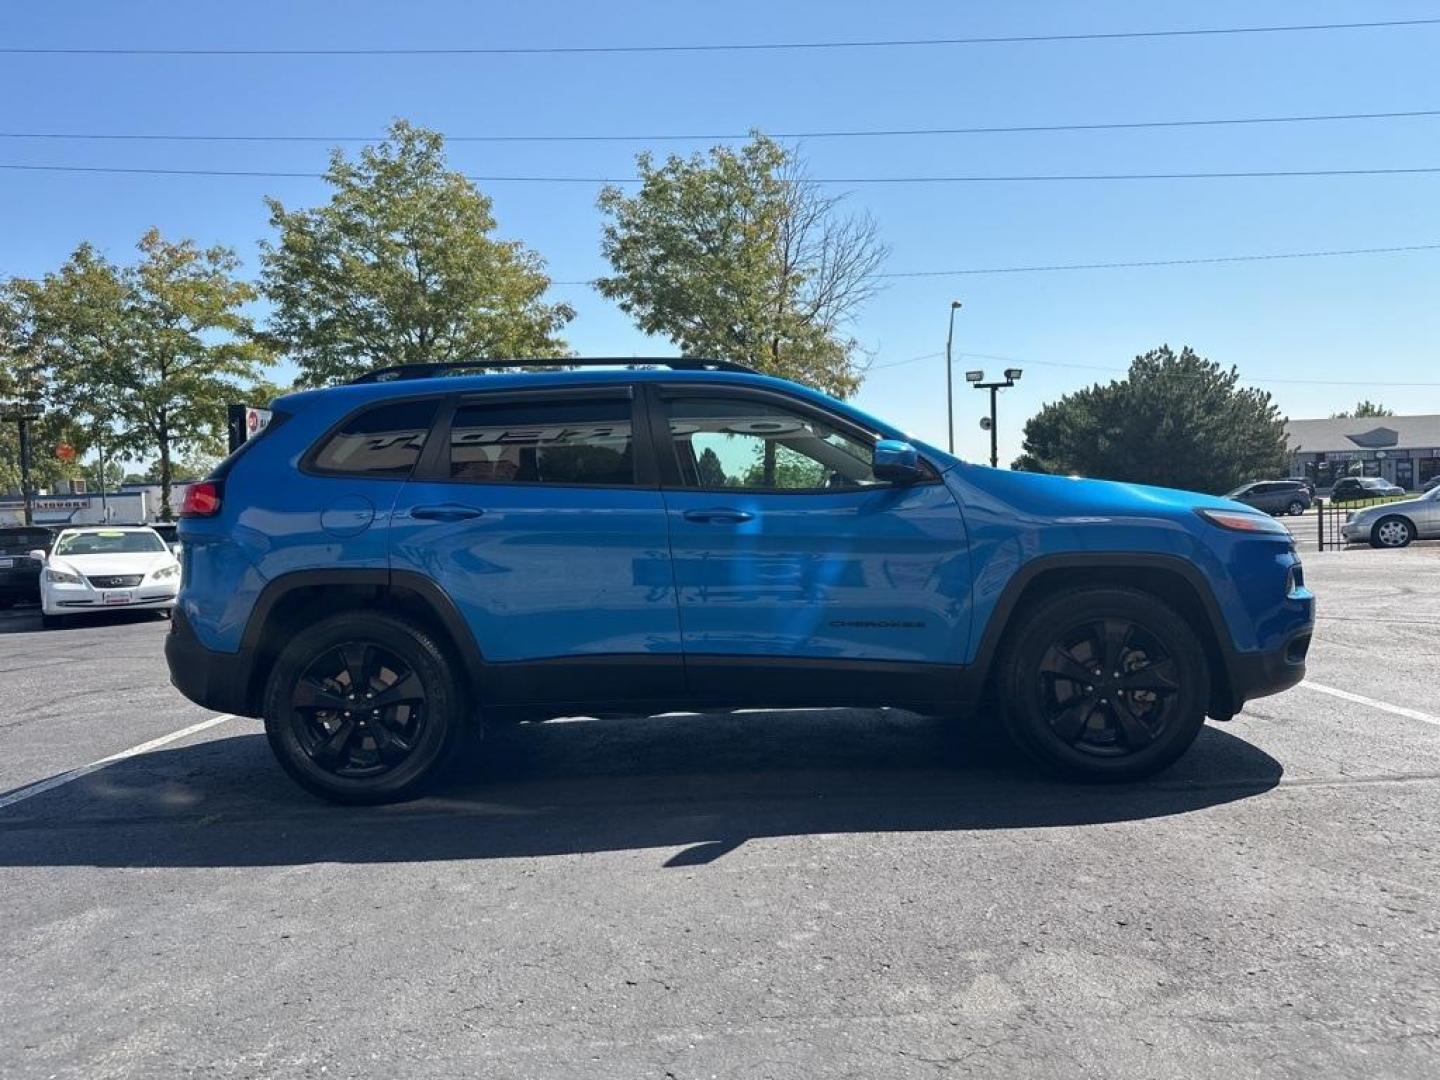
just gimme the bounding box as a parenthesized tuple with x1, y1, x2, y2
(350, 357, 755, 385)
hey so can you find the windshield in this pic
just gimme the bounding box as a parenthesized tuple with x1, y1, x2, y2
(54, 530, 166, 556)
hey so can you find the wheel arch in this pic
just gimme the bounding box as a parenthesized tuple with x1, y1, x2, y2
(967, 553, 1240, 720)
(238, 569, 484, 716)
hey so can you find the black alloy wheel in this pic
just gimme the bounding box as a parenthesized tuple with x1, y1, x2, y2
(1000, 587, 1209, 781)
(1037, 618, 1180, 757)
(264, 611, 464, 803)
(289, 641, 428, 778)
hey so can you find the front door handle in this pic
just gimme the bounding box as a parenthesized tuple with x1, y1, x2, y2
(410, 503, 484, 521)
(683, 508, 755, 524)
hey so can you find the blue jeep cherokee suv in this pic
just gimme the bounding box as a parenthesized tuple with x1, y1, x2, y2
(167, 358, 1313, 803)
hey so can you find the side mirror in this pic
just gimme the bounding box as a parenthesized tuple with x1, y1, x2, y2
(27, 549, 46, 563)
(873, 439, 921, 484)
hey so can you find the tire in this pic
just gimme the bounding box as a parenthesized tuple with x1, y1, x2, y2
(1286, 500, 1306, 516)
(40, 613, 62, 630)
(1370, 516, 1415, 549)
(262, 611, 467, 804)
(998, 586, 1210, 782)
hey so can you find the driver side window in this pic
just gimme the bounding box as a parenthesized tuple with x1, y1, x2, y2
(666, 396, 883, 491)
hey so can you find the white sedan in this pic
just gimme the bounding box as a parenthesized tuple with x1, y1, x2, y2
(36, 526, 182, 629)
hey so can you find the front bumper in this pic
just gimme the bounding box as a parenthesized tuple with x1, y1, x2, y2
(1341, 521, 1371, 543)
(1226, 628, 1312, 712)
(44, 587, 178, 615)
(165, 607, 253, 716)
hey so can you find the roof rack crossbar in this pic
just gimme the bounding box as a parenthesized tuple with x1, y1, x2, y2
(350, 357, 754, 384)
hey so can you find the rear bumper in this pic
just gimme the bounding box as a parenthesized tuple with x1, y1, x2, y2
(166, 607, 254, 716)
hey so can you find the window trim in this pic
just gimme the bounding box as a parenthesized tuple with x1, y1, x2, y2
(410, 383, 658, 490)
(648, 383, 940, 494)
(300, 394, 445, 482)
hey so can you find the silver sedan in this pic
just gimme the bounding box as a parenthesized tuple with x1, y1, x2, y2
(1342, 485, 1440, 548)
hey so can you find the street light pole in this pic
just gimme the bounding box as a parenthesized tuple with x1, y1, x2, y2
(944, 301, 962, 453)
(964, 368, 1024, 469)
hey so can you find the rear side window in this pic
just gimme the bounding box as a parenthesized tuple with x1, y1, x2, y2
(312, 399, 439, 478)
(0, 528, 52, 554)
(447, 398, 634, 486)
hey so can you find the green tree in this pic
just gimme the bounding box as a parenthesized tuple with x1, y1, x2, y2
(260, 120, 573, 386)
(695, 446, 727, 487)
(1, 281, 88, 496)
(597, 134, 887, 398)
(1330, 400, 1393, 419)
(22, 230, 266, 518)
(1012, 345, 1288, 493)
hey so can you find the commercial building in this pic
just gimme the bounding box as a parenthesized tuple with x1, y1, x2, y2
(1285, 414, 1440, 491)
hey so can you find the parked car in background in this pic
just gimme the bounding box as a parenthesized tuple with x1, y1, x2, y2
(1287, 477, 1316, 498)
(1424, 475, 1440, 493)
(0, 525, 54, 608)
(36, 525, 182, 629)
(148, 522, 182, 555)
(1328, 476, 1405, 502)
(167, 357, 1313, 804)
(1342, 484, 1440, 548)
(1224, 479, 1312, 516)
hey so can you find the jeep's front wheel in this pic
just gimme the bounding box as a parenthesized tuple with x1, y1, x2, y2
(263, 612, 465, 804)
(999, 587, 1209, 781)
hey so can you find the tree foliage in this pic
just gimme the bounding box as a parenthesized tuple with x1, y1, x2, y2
(1012, 346, 1289, 493)
(260, 120, 573, 386)
(597, 134, 887, 398)
(15, 230, 265, 518)
(1330, 400, 1393, 419)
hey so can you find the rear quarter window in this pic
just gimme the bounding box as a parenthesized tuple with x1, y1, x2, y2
(310, 399, 440, 478)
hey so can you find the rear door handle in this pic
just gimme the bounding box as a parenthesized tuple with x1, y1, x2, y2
(682, 508, 754, 524)
(410, 504, 484, 521)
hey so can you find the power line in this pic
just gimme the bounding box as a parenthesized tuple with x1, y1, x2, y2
(3, 18, 1436, 55)
(6, 162, 1440, 184)
(549, 243, 1440, 286)
(879, 243, 1440, 277)
(871, 349, 1440, 387)
(4, 108, 1438, 143)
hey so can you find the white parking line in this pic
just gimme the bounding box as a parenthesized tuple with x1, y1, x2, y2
(0, 713, 238, 811)
(1300, 681, 1440, 728)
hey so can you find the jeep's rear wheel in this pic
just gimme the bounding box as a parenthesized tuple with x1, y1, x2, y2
(263, 612, 465, 804)
(999, 587, 1209, 781)
(1286, 500, 1306, 516)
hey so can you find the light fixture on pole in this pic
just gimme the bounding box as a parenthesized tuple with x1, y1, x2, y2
(966, 368, 1023, 468)
(944, 301, 962, 453)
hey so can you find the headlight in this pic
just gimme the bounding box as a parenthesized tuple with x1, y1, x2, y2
(1195, 508, 1290, 535)
(45, 567, 84, 585)
(150, 564, 180, 580)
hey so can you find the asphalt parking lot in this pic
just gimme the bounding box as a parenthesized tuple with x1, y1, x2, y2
(1, 551, 1438, 1079)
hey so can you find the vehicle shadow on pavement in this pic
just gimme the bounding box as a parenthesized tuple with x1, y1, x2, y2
(0, 710, 1282, 869)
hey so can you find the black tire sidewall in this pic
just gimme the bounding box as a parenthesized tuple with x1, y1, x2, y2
(1001, 588, 1209, 781)
(263, 612, 463, 804)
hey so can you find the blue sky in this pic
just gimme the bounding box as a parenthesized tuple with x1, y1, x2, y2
(3, 0, 1437, 465)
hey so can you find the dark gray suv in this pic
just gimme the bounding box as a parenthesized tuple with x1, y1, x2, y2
(1225, 480, 1312, 516)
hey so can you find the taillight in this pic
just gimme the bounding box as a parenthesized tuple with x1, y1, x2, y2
(180, 481, 223, 518)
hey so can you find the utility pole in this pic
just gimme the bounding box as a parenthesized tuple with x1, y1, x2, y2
(944, 301, 962, 453)
(964, 368, 1024, 468)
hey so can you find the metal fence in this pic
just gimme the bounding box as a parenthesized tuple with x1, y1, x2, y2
(1315, 496, 1407, 550)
